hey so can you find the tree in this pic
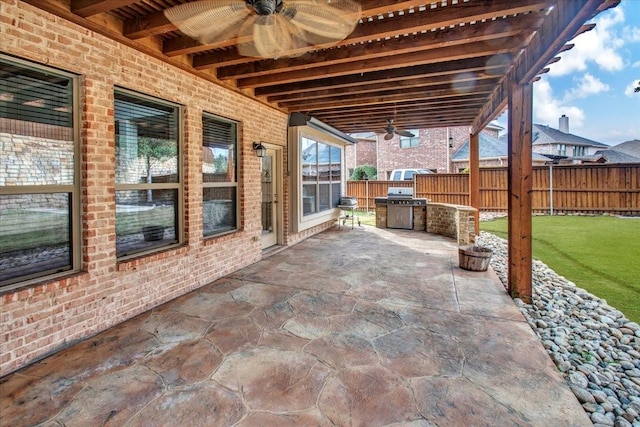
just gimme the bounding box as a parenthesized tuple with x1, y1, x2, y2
(350, 165, 377, 180)
(138, 137, 176, 202)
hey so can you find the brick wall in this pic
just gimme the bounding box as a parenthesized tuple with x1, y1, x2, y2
(0, 1, 301, 376)
(346, 137, 377, 174)
(346, 126, 475, 179)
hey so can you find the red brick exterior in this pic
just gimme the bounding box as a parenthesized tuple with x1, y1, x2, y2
(0, 1, 336, 376)
(347, 126, 501, 178)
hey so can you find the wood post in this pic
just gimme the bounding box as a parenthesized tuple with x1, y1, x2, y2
(469, 132, 480, 237)
(507, 82, 533, 303)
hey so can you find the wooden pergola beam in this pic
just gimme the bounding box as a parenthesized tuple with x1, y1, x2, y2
(469, 133, 481, 237)
(507, 81, 533, 303)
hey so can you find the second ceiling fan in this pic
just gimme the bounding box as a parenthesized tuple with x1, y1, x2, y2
(383, 119, 415, 140)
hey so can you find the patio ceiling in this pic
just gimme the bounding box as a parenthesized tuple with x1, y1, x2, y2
(24, 0, 618, 135)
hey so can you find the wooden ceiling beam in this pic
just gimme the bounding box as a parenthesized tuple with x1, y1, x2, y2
(324, 111, 482, 127)
(71, 0, 138, 17)
(121, 0, 425, 42)
(282, 85, 495, 111)
(123, 11, 175, 39)
(314, 101, 488, 120)
(162, 0, 550, 57)
(211, 14, 541, 76)
(236, 38, 522, 88)
(274, 80, 496, 109)
(254, 56, 502, 97)
(266, 75, 501, 103)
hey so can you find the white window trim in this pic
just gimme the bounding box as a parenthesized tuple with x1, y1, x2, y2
(289, 125, 347, 233)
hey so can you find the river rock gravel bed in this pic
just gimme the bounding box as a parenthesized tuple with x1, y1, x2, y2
(476, 231, 640, 427)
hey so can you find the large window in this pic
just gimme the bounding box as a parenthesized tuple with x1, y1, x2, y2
(0, 55, 80, 289)
(114, 89, 181, 258)
(573, 146, 585, 156)
(301, 137, 342, 216)
(202, 114, 238, 236)
(399, 130, 420, 148)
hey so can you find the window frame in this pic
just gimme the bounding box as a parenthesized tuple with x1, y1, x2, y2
(114, 87, 184, 260)
(202, 112, 240, 238)
(0, 54, 82, 290)
(399, 130, 420, 148)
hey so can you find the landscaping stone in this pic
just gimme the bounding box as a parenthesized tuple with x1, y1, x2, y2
(477, 231, 640, 426)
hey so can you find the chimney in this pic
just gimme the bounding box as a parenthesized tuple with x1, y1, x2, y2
(559, 114, 569, 133)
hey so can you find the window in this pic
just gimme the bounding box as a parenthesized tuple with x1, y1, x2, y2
(0, 55, 80, 289)
(301, 137, 342, 216)
(114, 89, 181, 258)
(202, 114, 238, 236)
(573, 146, 585, 156)
(399, 130, 420, 148)
(558, 144, 567, 156)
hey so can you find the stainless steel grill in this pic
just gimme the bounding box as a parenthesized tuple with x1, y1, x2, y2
(384, 187, 427, 229)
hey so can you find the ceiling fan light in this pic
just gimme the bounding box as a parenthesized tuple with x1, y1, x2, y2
(249, 0, 280, 15)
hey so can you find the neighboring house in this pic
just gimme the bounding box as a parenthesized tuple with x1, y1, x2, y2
(345, 123, 502, 178)
(451, 132, 551, 171)
(593, 140, 640, 163)
(530, 115, 609, 162)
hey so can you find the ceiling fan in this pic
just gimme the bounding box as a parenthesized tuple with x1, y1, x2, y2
(383, 118, 415, 140)
(163, 0, 361, 59)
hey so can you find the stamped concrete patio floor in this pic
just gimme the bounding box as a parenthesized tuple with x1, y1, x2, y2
(1, 226, 589, 426)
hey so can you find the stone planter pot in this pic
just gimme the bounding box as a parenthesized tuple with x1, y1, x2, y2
(458, 245, 492, 271)
(142, 225, 165, 241)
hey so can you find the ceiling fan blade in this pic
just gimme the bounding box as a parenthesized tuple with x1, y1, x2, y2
(238, 14, 307, 59)
(384, 133, 394, 140)
(396, 130, 415, 138)
(164, 0, 249, 44)
(285, 0, 361, 44)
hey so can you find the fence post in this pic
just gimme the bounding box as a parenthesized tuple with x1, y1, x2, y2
(365, 178, 369, 212)
(549, 163, 554, 216)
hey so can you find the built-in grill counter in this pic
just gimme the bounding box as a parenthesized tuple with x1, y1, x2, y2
(375, 189, 477, 245)
(374, 187, 427, 230)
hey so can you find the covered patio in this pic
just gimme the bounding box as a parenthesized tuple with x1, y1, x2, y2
(1, 226, 589, 426)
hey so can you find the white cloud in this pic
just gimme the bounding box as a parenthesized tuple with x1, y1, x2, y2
(563, 73, 610, 101)
(549, 7, 625, 76)
(633, 60, 640, 68)
(623, 24, 640, 42)
(624, 79, 640, 97)
(533, 79, 585, 128)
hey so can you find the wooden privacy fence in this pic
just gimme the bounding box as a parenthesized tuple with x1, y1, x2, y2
(345, 163, 640, 215)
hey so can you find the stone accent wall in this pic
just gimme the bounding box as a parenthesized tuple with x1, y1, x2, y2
(374, 202, 475, 246)
(375, 205, 387, 228)
(0, 0, 324, 376)
(426, 203, 476, 245)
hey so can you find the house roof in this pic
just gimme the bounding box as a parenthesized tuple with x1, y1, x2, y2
(17, 0, 619, 136)
(609, 140, 640, 158)
(531, 124, 608, 148)
(593, 149, 640, 163)
(452, 133, 550, 162)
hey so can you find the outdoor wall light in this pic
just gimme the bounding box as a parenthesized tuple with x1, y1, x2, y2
(253, 141, 267, 158)
(448, 136, 454, 148)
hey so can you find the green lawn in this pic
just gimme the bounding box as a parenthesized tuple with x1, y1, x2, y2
(481, 215, 640, 323)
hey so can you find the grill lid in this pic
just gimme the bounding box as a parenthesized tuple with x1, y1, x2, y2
(387, 187, 413, 199)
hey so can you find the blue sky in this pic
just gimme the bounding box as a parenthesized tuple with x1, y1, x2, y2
(496, 0, 640, 146)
